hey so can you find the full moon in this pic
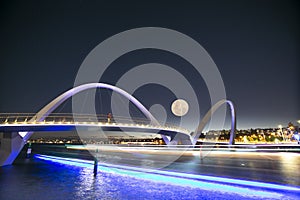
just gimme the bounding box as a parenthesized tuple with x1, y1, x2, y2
(171, 99, 189, 116)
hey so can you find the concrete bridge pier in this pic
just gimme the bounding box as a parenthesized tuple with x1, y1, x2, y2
(0, 132, 25, 167)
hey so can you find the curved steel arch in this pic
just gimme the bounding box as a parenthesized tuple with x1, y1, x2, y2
(20, 83, 236, 146)
(23, 83, 169, 143)
(191, 99, 236, 145)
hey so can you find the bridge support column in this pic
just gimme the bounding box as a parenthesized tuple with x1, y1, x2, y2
(93, 158, 98, 176)
(0, 132, 25, 167)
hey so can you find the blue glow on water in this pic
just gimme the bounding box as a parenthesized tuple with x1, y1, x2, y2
(34, 154, 300, 199)
(98, 161, 300, 192)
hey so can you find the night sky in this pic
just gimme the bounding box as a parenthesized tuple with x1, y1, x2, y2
(0, 0, 299, 129)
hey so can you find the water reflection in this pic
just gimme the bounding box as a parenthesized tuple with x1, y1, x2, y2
(75, 168, 122, 199)
(279, 153, 300, 185)
(1, 153, 299, 200)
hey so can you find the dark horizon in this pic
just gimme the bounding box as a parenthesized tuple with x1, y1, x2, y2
(0, 1, 299, 129)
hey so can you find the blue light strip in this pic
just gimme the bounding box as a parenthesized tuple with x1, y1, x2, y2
(34, 154, 299, 198)
(98, 163, 300, 192)
(35, 154, 94, 168)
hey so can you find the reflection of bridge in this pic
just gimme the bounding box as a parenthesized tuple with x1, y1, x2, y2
(0, 83, 236, 166)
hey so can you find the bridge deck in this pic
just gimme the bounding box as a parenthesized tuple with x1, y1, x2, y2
(0, 123, 191, 139)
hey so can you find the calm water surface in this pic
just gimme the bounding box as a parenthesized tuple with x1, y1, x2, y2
(0, 156, 299, 200)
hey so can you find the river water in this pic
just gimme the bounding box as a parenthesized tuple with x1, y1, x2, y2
(0, 153, 299, 200)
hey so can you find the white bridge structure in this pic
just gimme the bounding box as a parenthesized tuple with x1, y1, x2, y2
(0, 83, 236, 166)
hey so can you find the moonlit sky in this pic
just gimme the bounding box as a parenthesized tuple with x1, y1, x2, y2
(0, 1, 299, 130)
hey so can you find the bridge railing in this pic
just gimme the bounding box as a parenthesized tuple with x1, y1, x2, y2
(0, 113, 190, 134)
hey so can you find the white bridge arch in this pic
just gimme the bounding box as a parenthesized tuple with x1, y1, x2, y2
(191, 99, 236, 145)
(0, 83, 236, 166)
(23, 83, 170, 144)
